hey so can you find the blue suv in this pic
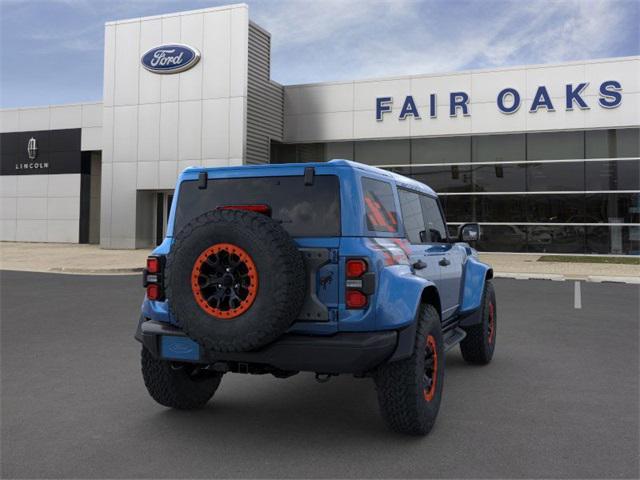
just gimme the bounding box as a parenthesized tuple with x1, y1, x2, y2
(136, 160, 496, 435)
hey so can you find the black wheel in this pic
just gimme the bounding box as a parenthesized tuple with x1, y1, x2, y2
(460, 280, 496, 365)
(165, 209, 306, 352)
(141, 347, 222, 409)
(373, 304, 445, 435)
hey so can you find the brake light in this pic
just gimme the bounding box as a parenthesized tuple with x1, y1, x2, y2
(147, 257, 160, 274)
(219, 204, 271, 215)
(147, 284, 160, 301)
(143, 256, 164, 301)
(346, 289, 368, 309)
(346, 259, 367, 278)
(345, 257, 374, 310)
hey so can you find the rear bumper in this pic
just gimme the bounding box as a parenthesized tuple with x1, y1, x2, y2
(135, 319, 398, 374)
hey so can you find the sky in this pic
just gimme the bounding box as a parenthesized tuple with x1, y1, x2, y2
(0, 0, 638, 108)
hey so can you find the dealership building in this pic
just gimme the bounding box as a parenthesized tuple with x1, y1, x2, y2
(1, 3, 638, 254)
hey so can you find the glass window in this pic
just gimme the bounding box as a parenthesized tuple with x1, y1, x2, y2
(324, 142, 354, 161)
(441, 195, 474, 223)
(527, 226, 585, 254)
(398, 189, 425, 244)
(526, 194, 585, 222)
(354, 139, 410, 166)
(586, 226, 640, 255)
(175, 175, 341, 237)
(585, 128, 640, 159)
(585, 192, 640, 224)
(527, 131, 584, 160)
(472, 164, 526, 192)
(420, 195, 447, 242)
(585, 160, 640, 191)
(411, 165, 473, 193)
(526, 161, 585, 191)
(361, 177, 399, 232)
(472, 133, 525, 162)
(411, 136, 471, 164)
(476, 225, 528, 252)
(476, 195, 528, 222)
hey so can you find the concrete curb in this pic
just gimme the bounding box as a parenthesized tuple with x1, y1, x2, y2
(48, 267, 145, 274)
(495, 272, 640, 284)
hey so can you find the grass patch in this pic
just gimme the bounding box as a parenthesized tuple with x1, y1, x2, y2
(538, 255, 640, 265)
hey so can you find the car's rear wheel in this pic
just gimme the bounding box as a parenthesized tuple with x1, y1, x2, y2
(460, 280, 496, 365)
(141, 347, 222, 409)
(373, 304, 444, 435)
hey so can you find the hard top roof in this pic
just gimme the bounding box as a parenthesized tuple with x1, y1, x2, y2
(183, 159, 437, 197)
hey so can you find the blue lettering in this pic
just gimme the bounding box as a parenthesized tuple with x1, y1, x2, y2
(497, 88, 521, 114)
(530, 86, 555, 112)
(598, 80, 622, 108)
(429, 93, 437, 118)
(565, 83, 589, 110)
(399, 95, 421, 119)
(376, 97, 393, 121)
(449, 92, 469, 116)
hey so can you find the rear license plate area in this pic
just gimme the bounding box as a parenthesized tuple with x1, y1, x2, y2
(160, 335, 200, 361)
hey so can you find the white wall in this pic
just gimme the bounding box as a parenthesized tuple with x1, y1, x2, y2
(283, 57, 640, 143)
(0, 174, 81, 243)
(100, 4, 250, 248)
(0, 102, 103, 150)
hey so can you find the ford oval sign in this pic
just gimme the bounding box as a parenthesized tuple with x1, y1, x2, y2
(141, 44, 200, 74)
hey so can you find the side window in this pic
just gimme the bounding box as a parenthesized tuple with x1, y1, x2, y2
(398, 189, 426, 244)
(362, 177, 399, 233)
(420, 195, 448, 243)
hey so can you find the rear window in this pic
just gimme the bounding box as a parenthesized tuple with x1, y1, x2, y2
(362, 177, 398, 233)
(174, 175, 341, 237)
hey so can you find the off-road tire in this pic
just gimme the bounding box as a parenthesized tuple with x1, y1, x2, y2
(460, 280, 496, 365)
(165, 209, 306, 352)
(141, 347, 222, 409)
(373, 304, 445, 435)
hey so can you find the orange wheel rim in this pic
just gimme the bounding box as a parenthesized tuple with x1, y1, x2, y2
(488, 302, 495, 344)
(191, 243, 258, 319)
(423, 335, 438, 402)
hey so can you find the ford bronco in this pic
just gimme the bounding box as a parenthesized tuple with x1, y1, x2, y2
(135, 160, 496, 435)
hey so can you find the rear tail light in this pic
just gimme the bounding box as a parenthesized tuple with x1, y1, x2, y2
(146, 283, 161, 301)
(346, 259, 367, 278)
(218, 204, 271, 216)
(345, 258, 375, 309)
(147, 257, 160, 274)
(143, 256, 164, 301)
(346, 289, 368, 309)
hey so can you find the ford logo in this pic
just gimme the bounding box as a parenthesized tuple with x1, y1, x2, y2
(141, 44, 200, 74)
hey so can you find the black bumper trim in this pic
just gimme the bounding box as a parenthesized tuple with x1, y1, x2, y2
(137, 320, 398, 374)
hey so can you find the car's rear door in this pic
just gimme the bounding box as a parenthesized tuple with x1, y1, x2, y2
(419, 195, 463, 318)
(397, 188, 441, 285)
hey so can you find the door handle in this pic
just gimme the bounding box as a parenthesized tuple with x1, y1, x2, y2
(439, 257, 451, 267)
(412, 260, 427, 270)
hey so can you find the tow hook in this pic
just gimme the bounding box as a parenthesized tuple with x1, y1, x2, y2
(315, 373, 333, 383)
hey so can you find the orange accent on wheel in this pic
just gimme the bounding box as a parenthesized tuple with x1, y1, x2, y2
(488, 302, 495, 344)
(423, 334, 438, 402)
(190, 243, 258, 319)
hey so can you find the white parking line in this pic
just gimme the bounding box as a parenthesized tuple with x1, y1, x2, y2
(574, 281, 582, 309)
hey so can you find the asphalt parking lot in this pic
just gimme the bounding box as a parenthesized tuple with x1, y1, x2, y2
(1, 271, 638, 479)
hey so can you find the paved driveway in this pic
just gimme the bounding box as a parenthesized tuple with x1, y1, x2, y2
(1, 271, 638, 478)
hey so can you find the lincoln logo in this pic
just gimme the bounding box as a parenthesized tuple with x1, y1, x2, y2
(141, 44, 200, 74)
(27, 137, 37, 160)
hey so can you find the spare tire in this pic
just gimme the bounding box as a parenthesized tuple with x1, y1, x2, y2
(165, 209, 306, 352)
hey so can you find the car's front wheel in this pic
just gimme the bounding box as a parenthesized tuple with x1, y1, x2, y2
(373, 304, 444, 435)
(141, 347, 223, 409)
(460, 280, 496, 365)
